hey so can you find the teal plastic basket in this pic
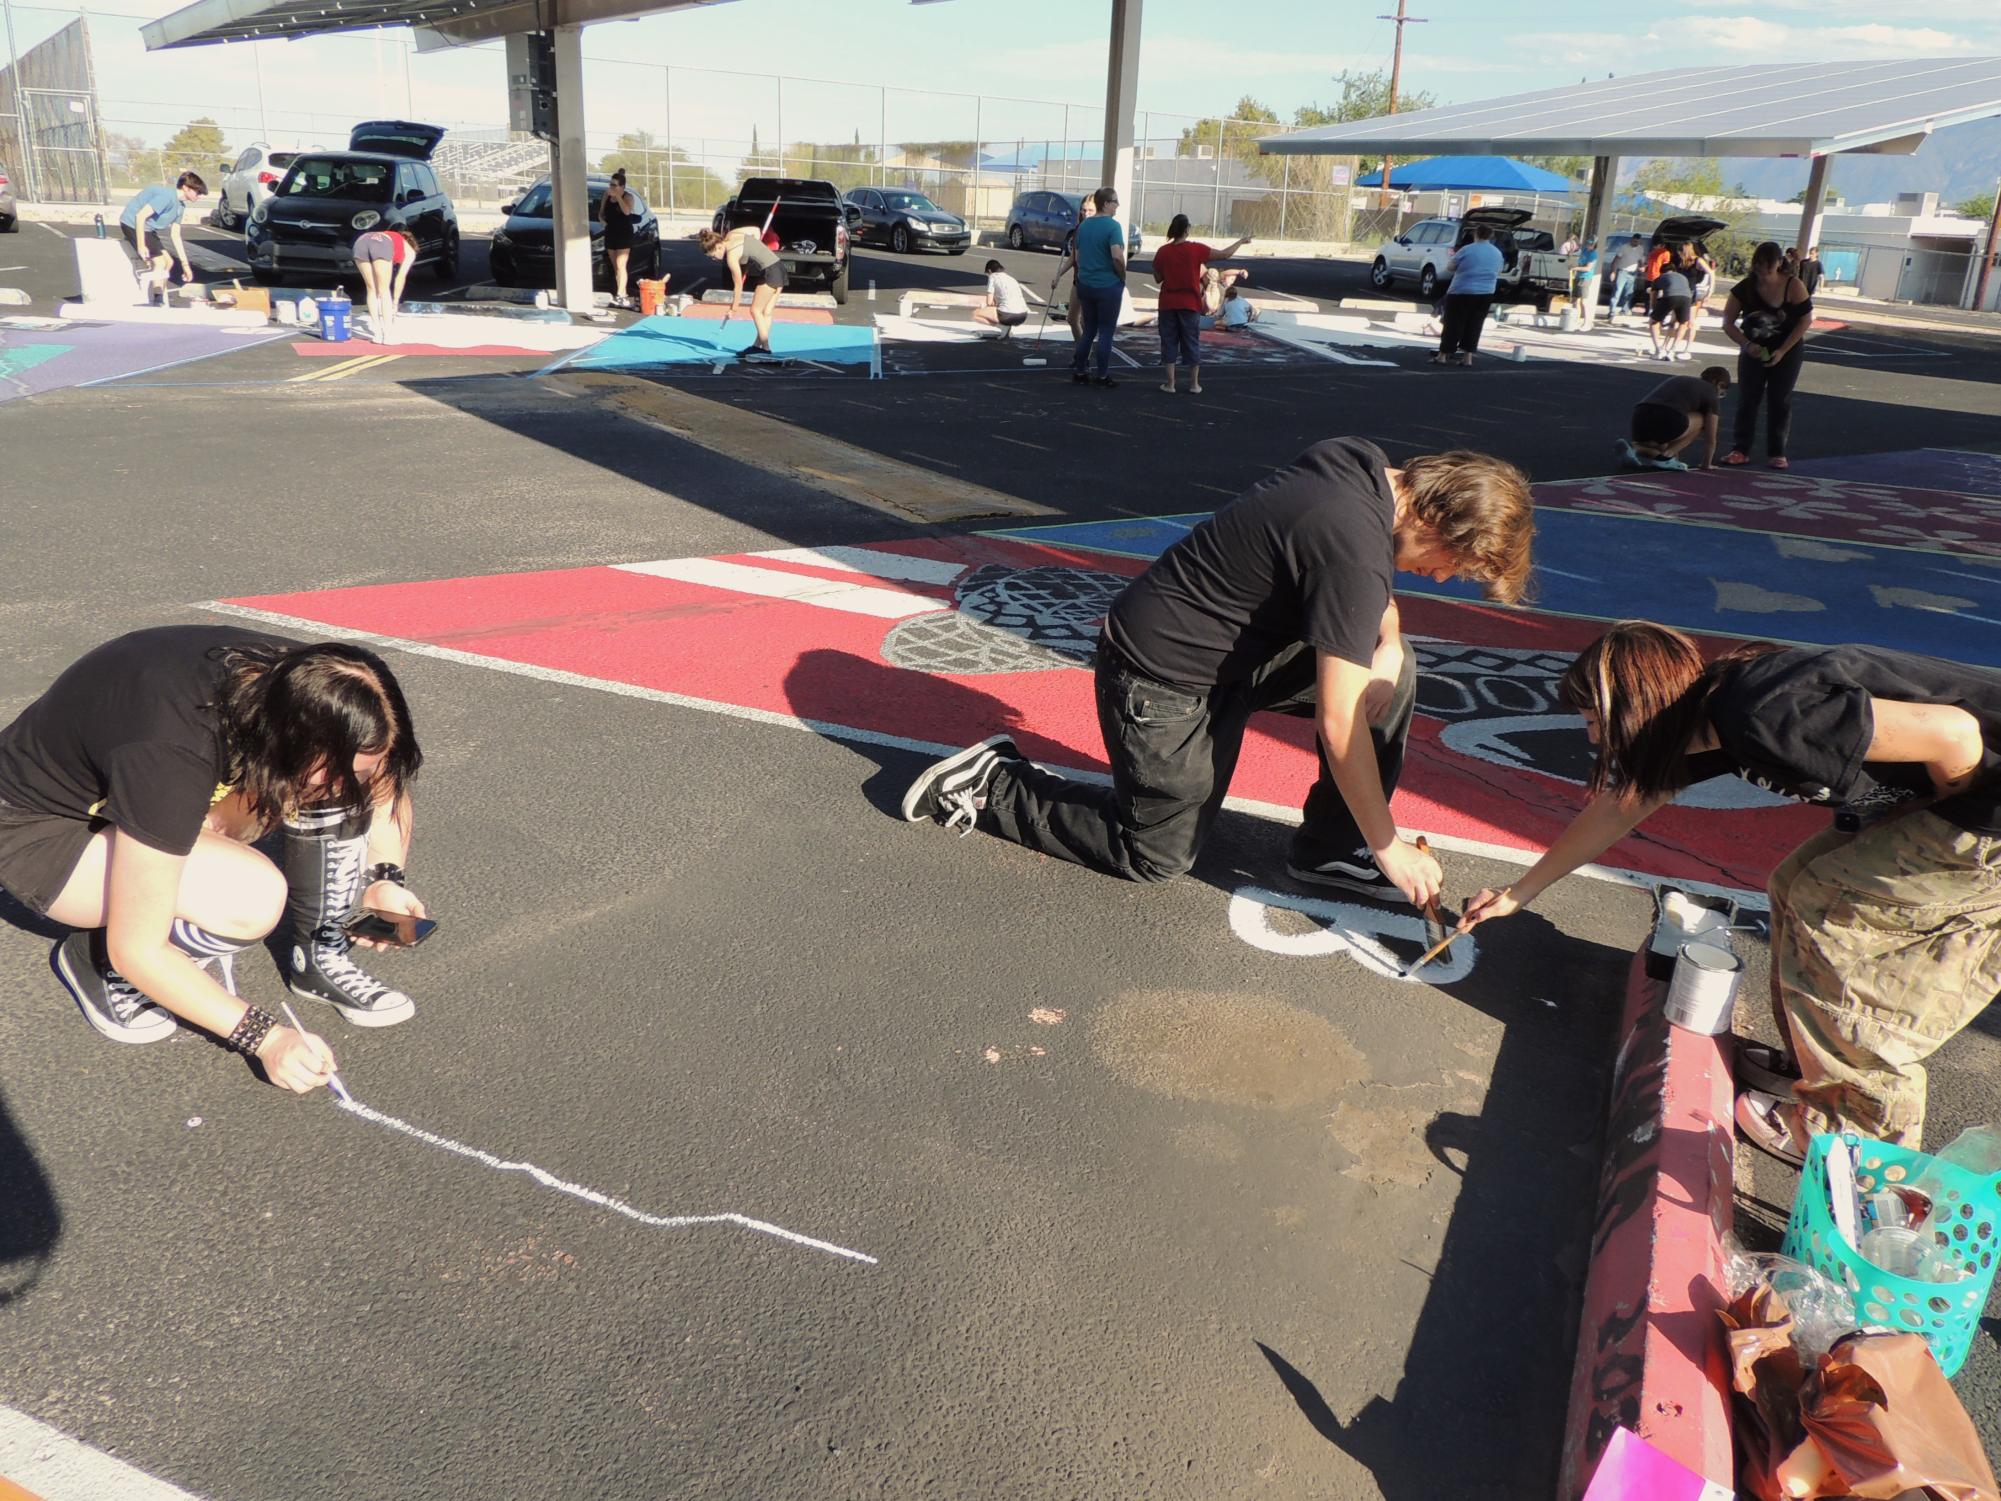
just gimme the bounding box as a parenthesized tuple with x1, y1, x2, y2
(1781, 1132, 2001, 1378)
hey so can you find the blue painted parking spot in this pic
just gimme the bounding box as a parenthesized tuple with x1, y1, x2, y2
(1787, 448, 2001, 499)
(992, 497, 2001, 665)
(985, 514, 1207, 559)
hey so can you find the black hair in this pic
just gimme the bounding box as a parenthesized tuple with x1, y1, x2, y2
(610, 168, 627, 186)
(176, 171, 207, 195)
(1167, 213, 1191, 239)
(214, 642, 422, 825)
(985, 258, 1004, 273)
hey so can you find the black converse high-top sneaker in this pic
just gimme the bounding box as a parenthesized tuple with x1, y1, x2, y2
(282, 805, 414, 1028)
(53, 929, 178, 1044)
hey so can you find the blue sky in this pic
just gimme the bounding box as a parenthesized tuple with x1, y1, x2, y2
(14, 0, 2001, 150)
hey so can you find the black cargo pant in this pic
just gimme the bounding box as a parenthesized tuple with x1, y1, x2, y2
(1733, 345, 1805, 459)
(979, 638, 1418, 883)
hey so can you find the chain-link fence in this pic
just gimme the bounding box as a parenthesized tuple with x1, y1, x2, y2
(9, 4, 1376, 247)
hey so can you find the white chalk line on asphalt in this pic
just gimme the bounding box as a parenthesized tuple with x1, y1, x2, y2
(333, 1094, 878, 1266)
(199, 599, 1764, 907)
(0, 1405, 205, 1501)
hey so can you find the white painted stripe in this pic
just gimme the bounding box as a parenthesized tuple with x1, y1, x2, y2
(752, 546, 966, 586)
(200, 601, 1765, 906)
(334, 1095, 876, 1264)
(611, 557, 946, 618)
(0, 1406, 205, 1501)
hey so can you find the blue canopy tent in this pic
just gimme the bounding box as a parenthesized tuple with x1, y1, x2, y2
(1354, 155, 1580, 192)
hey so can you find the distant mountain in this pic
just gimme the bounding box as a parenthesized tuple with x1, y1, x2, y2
(1622, 116, 2001, 209)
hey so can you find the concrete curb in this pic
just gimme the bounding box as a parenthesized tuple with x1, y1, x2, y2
(1558, 950, 1737, 1498)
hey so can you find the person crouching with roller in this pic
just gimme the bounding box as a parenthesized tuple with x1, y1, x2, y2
(0, 627, 430, 1092)
(698, 224, 784, 359)
(1455, 622, 2000, 1162)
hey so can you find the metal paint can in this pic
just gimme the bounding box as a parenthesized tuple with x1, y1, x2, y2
(1664, 940, 1742, 1035)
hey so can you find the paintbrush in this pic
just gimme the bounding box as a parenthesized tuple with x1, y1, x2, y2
(1412, 836, 1448, 947)
(1402, 925, 1470, 978)
(280, 1000, 351, 1103)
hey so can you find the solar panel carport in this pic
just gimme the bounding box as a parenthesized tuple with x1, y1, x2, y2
(1259, 58, 2001, 262)
(141, 0, 1152, 314)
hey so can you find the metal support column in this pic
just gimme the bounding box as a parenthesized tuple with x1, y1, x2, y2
(1582, 154, 1618, 248)
(1793, 153, 1831, 259)
(1100, 0, 1141, 212)
(550, 24, 593, 313)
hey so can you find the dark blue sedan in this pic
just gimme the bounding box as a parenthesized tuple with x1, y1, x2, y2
(489, 174, 661, 289)
(1003, 190, 1142, 257)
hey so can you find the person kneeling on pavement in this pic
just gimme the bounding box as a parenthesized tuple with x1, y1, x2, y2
(1619, 365, 1731, 472)
(0, 627, 430, 1093)
(902, 440, 1536, 910)
(1455, 621, 2001, 1160)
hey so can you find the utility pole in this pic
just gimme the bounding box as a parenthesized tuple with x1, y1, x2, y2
(1375, 0, 1425, 210)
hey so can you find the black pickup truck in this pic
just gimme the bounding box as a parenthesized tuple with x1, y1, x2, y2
(710, 176, 857, 303)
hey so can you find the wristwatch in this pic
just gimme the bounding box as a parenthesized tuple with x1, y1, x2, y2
(364, 862, 407, 888)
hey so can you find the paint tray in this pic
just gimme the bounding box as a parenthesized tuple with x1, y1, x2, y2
(1782, 1132, 2001, 1377)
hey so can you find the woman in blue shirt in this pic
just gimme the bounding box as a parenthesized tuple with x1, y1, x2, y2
(1435, 223, 1504, 367)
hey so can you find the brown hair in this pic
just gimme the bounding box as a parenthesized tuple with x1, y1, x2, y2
(696, 228, 726, 251)
(1701, 364, 1732, 387)
(1472, 223, 1493, 241)
(1558, 622, 1781, 800)
(1751, 240, 1786, 275)
(1398, 451, 1536, 605)
(394, 224, 421, 255)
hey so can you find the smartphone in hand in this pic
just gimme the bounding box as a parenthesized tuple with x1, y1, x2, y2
(344, 908, 439, 948)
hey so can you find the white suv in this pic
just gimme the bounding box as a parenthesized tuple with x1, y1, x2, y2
(213, 144, 305, 231)
(1370, 207, 1533, 298)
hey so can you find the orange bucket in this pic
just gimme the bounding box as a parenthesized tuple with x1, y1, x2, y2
(637, 278, 668, 316)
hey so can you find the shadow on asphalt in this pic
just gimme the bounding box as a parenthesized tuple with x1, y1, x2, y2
(1236, 906, 1617, 1496)
(0, 1085, 62, 1309)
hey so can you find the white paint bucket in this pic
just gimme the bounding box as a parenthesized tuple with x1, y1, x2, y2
(1665, 940, 1742, 1035)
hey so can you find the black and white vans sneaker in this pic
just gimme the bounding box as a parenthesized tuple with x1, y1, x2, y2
(288, 938, 415, 1028)
(53, 930, 178, 1044)
(1286, 847, 1400, 900)
(902, 735, 1021, 835)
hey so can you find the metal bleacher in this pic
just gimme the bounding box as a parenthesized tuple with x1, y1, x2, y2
(430, 134, 553, 205)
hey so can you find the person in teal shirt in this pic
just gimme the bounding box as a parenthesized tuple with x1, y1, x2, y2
(118, 172, 205, 295)
(1069, 186, 1128, 386)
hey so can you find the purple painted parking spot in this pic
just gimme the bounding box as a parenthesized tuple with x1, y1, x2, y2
(0, 323, 284, 403)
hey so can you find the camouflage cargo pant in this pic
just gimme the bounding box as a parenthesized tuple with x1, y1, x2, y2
(1768, 811, 2001, 1149)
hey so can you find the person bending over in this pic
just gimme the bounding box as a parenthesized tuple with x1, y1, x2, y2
(1618, 365, 1731, 471)
(1458, 622, 1999, 1159)
(1647, 252, 1693, 361)
(119, 172, 205, 300)
(353, 225, 418, 344)
(901, 441, 1536, 910)
(699, 224, 785, 358)
(0, 628, 431, 1092)
(973, 259, 1030, 337)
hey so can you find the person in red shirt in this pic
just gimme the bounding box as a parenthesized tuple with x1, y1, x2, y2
(1151, 214, 1250, 395)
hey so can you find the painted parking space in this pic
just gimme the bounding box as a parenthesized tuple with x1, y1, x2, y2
(1786, 446, 2001, 498)
(0, 323, 287, 402)
(215, 529, 1814, 896)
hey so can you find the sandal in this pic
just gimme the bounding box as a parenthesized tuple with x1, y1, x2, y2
(1768, 457, 1790, 470)
(1721, 451, 1750, 466)
(1735, 1089, 1807, 1168)
(1736, 1040, 1800, 1098)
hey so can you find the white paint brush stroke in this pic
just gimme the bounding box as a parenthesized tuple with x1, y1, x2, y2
(333, 1095, 878, 1266)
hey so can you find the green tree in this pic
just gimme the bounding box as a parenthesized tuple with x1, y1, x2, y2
(778, 139, 877, 191)
(1295, 69, 1436, 127)
(1631, 157, 1748, 212)
(1954, 191, 1995, 221)
(161, 116, 227, 175)
(597, 131, 731, 212)
(1787, 185, 1841, 206)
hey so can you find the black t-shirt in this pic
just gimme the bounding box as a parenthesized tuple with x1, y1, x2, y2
(0, 625, 296, 855)
(1731, 275, 1810, 352)
(1102, 437, 1395, 688)
(1685, 645, 2001, 834)
(1639, 375, 1721, 418)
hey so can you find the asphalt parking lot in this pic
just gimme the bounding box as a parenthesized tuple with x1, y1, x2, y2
(5, 211, 2001, 1499)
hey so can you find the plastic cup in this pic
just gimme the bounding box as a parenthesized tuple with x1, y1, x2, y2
(1860, 1225, 1927, 1279)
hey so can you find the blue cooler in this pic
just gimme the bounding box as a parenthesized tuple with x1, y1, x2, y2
(320, 290, 352, 343)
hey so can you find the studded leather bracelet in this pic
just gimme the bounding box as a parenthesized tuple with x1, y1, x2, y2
(226, 1006, 278, 1058)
